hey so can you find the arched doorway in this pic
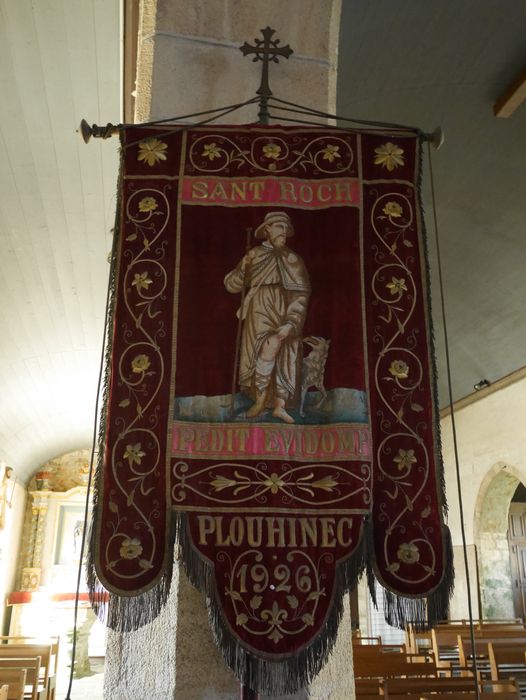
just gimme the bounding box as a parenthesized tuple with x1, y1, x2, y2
(474, 464, 525, 620)
(507, 483, 526, 620)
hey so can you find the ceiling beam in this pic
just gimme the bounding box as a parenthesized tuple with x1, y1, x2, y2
(494, 67, 526, 118)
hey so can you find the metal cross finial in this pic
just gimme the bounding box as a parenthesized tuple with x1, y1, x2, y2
(240, 27, 293, 124)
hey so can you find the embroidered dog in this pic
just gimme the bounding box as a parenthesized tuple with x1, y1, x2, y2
(300, 336, 331, 417)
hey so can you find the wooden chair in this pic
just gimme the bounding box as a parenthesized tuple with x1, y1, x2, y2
(0, 669, 27, 700)
(0, 658, 45, 700)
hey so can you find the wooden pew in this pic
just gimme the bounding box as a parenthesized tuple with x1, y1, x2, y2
(0, 646, 53, 700)
(420, 692, 520, 700)
(354, 636, 383, 645)
(354, 655, 437, 680)
(0, 658, 46, 700)
(0, 669, 27, 700)
(432, 628, 526, 672)
(488, 641, 526, 682)
(437, 620, 524, 630)
(0, 639, 58, 696)
(458, 635, 526, 675)
(381, 676, 518, 700)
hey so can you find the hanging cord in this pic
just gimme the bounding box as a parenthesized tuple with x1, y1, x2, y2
(268, 95, 424, 135)
(123, 97, 259, 149)
(64, 232, 117, 700)
(427, 141, 480, 697)
(122, 97, 262, 129)
(121, 97, 260, 150)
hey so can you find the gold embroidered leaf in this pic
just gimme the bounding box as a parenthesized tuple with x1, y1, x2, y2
(421, 506, 431, 518)
(301, 613, 314, 626)
(411, 402, 424, 412)
(138, 559, 154, 570)
(403, 239, 413, 247)
(386, 562, 400, 573)
(126, 233, 137, 241)
(250, 595, 262, 610)
(118, 398, 130, 408)
(311, 476, 338, 492)
(108, 501, 118, 513)
(286, 595, 299, 609)
(211, 475, 237, 492)
(308, 591, 321, 601)
(228, 590, 242, 601)
(107, 560, 118, 569)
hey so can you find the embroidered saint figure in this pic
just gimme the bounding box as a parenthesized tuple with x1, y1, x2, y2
(224, 211, 311, 423)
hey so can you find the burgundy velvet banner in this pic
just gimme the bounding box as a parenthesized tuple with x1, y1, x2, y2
(91, 125, 451, 689)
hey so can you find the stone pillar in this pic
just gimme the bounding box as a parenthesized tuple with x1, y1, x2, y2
(105, 2, 354, 698)
(104, 563, 238, 700)
(134, 0, 342, 124)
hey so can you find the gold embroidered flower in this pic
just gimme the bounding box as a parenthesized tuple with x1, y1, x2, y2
(397, 542, 420, 564)
(386, 277, 408, 295)
(120, 537, 143, 560)
(202, 142, 221, 160)
(382, 201, 403, 217)
(389, 359, 409, 379)
(138, 196, 158, 213)
(137, 138, 168, 166)
(264, 472, 285, 494)
(394, 448, 417, 471)
(131, 272, 153, 291)
(131, 354, 151, 374)
(263, 143, 281, 159)
(374, 142, 405, 171)
(123, 442, 146, 466)
(321, 144, 341, 162)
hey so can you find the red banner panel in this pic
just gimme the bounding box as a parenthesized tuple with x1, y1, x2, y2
(89, 126, 452, 695)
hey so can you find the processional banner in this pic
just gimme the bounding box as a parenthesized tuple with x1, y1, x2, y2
(89, 125, 453, 695)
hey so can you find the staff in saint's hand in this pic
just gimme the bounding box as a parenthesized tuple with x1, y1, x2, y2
(230, 227, 253, 417)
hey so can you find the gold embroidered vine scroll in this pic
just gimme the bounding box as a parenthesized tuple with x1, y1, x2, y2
(89, 125, 453, 695)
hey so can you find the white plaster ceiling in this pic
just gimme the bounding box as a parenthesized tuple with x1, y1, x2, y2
(0, 0, 120, 483)
(1, 0, 525, 484)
